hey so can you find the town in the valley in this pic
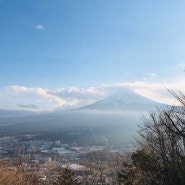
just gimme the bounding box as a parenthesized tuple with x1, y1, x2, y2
(0, 134, 128, 184)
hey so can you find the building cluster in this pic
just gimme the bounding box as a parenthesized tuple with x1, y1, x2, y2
(0, 134, 120, 184)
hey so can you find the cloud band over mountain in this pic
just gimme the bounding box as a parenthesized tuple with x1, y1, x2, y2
(0, 81, 184, 111)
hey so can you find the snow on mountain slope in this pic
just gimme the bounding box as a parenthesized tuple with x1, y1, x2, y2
(78, 89, 163, 111)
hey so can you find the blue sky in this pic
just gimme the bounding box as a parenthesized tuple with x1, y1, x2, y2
(0, 0, 185, 111)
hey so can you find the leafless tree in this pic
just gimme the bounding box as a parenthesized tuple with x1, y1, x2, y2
(119, 90, 185, 185)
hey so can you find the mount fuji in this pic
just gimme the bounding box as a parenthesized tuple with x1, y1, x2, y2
(78, 89, 162, 112)
(0, 89, 165, 145)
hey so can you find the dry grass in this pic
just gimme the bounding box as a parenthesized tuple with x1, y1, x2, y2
(0, 163, 42, 185)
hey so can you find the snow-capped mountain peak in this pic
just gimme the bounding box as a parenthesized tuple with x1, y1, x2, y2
(78, 89, 162, 111)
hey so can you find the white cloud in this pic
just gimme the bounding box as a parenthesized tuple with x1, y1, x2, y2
(150, 73, 157, 77)
(35, 25, 44, 30)
(0, 81, 185, 111)
(18, 104, 38, 109)
(10, 86, 65, 105)
(91, 81, 185, 106)
(49, 86, 106, 110)
(44, 53, 51, 57)
(145, 73, 157, 79)
(0, 86, 66, 111)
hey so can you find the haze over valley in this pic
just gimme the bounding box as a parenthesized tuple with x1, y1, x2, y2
(0, 89, 164, 146)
